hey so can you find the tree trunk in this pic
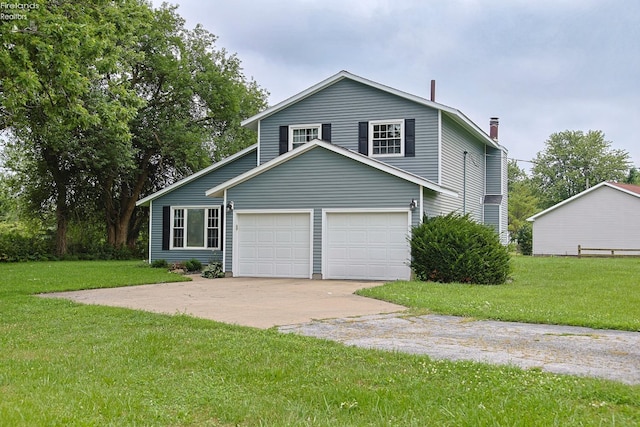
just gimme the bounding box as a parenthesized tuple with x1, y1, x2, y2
(55, 198, 68, 257)
(104, 159, 150, 249)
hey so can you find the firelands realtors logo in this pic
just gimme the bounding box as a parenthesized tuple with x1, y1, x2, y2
(1, 2, 38, 21)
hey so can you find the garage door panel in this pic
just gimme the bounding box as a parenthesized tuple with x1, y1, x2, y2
(326, 212, 411, 281)
(236, 212, 311, 278)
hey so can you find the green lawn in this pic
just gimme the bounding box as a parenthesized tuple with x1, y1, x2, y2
(1, 260, 639, 426)
(358, 256, 640, 331)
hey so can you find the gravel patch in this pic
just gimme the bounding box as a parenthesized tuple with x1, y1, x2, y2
(280, 313, 640, 385)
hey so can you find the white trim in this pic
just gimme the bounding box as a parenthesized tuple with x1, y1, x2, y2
(206, 139, 458, 198)
(241, 70, 507, 153)
(136, 144, 257, 207)
(369, 119, 404, 158)
(222, 189, 228, 271)
(527, 181, 640, 222)
(419, 185, 424, 224)
(437, 109, 442, 184)
(232, 209, 314, 279)
(321, 208, 412, 280)
(169, 206, 221, 250)
(322, 207, 412, 214)
(289, 123, 322, 151)
(256, 123, 261, 167)
(148, 201, 153, 264)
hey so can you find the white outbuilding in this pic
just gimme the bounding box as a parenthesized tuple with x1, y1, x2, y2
(527, 181, 640, 256)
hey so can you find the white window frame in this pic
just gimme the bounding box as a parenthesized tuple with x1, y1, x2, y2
(289, 123, 322, 150)
(369, 119, 404, 157)
(170, 206, 221, 250)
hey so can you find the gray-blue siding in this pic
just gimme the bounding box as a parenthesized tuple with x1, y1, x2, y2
(260, 79, 440, 182)
(225, 146, 428, 274)
(148, 149, 257, 264)
(437, 115, 486, 223)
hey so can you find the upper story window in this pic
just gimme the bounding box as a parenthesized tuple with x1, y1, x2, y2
(289, 124, 321, 150)
(171, 207, 220, 249)
(370, 120, 404, 157)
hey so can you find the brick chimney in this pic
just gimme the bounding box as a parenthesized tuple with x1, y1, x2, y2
(489, 117, 499, 140)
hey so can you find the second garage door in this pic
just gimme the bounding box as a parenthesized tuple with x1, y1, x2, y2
(235, 212, 312, 278)
(324, 211, 411, 281)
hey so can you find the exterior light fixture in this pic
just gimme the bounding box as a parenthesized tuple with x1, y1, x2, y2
(226, 201, 234, 212)
(409, 199, 418, 210)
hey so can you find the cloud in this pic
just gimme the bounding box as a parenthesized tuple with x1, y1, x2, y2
(157, 0, 640, 168)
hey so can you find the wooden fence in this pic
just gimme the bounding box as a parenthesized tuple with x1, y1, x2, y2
(578, 245, 640, 257)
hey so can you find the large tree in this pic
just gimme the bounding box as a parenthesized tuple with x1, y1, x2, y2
(1, 1, 267, 254)
(531, 130, 631, 208)
(0, 0, 146, 255)
(101, 5, 267, 249)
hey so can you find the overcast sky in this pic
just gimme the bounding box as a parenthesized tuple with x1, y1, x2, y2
(154, 0, 640, 172)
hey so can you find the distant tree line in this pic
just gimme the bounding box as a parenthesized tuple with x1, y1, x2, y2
(509, 130, 637, 254)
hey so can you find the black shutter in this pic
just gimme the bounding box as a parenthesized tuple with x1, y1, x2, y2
(279, 125, 289, 155)
(321, 123, 331, 142)
(358, 121, 368, 155)
(405, 118, 415, 157)
(162, 206, 170, 251)
(219, 204, 224, 249)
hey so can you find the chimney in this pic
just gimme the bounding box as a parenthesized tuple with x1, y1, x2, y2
(489, 117, 499, 140)
(430, 80, 436, 102)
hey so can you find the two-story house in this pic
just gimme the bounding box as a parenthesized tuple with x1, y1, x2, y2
(136, 71, 508, 281)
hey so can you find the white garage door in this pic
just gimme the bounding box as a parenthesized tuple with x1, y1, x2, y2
(325, 211, 411, 281)
(235, 212, 311, 278)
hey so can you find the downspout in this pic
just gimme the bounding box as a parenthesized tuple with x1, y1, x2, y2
(463, 151, 468, 214)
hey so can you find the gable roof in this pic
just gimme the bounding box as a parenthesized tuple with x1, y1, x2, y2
(607, 181, 640, 195)
(136, 144, 257, 207)
(205, 139, 458, 198)
(527, 181, 640, 221)
(242, 70, 507, 153)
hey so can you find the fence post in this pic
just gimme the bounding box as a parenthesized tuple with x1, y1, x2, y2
(578, 245, 582, 257)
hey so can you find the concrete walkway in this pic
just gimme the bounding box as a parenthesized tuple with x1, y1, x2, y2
(42, 275, 640, 385)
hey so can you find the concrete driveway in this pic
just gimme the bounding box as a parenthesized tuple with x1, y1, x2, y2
(42, 275, 640, 384)
(42, 275, 404, 329)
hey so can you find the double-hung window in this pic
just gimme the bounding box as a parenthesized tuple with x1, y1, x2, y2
(171, 207, 220, 249)
(289, 124, 321, 150)
(370, 120, 404, 157)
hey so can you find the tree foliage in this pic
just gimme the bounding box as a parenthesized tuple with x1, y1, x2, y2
(626, 167, 640, 185)
(0, 1, 268, 255)
(0, 0, 147, 255)
(100, 4, 268, 248)
(507, 160, 540, 241)
(531, 130, 631, 208)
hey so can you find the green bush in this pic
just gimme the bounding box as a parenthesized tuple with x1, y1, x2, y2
(0, 229, 52, 262)
(410, 213, 511, 285)
(201, 262, 225, 279)
(151, 259, 169, 269)
(515, 223, 533, 256)
(184, 258, 203, 272)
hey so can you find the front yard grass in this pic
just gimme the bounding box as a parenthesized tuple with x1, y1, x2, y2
(1, 259, 639, 425)
(358, 256, 640, 331)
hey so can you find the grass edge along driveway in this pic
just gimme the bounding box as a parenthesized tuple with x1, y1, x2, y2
(0, 259, 639, 426)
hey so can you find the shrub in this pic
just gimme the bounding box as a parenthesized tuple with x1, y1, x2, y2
(184, 258, 203, 272)
(201, 262, 225, 279)
(410, 212, 511, 285)
(515, 223, 533, 256)
(0, 228, 52, 262)
(151, 259, 169, 269)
